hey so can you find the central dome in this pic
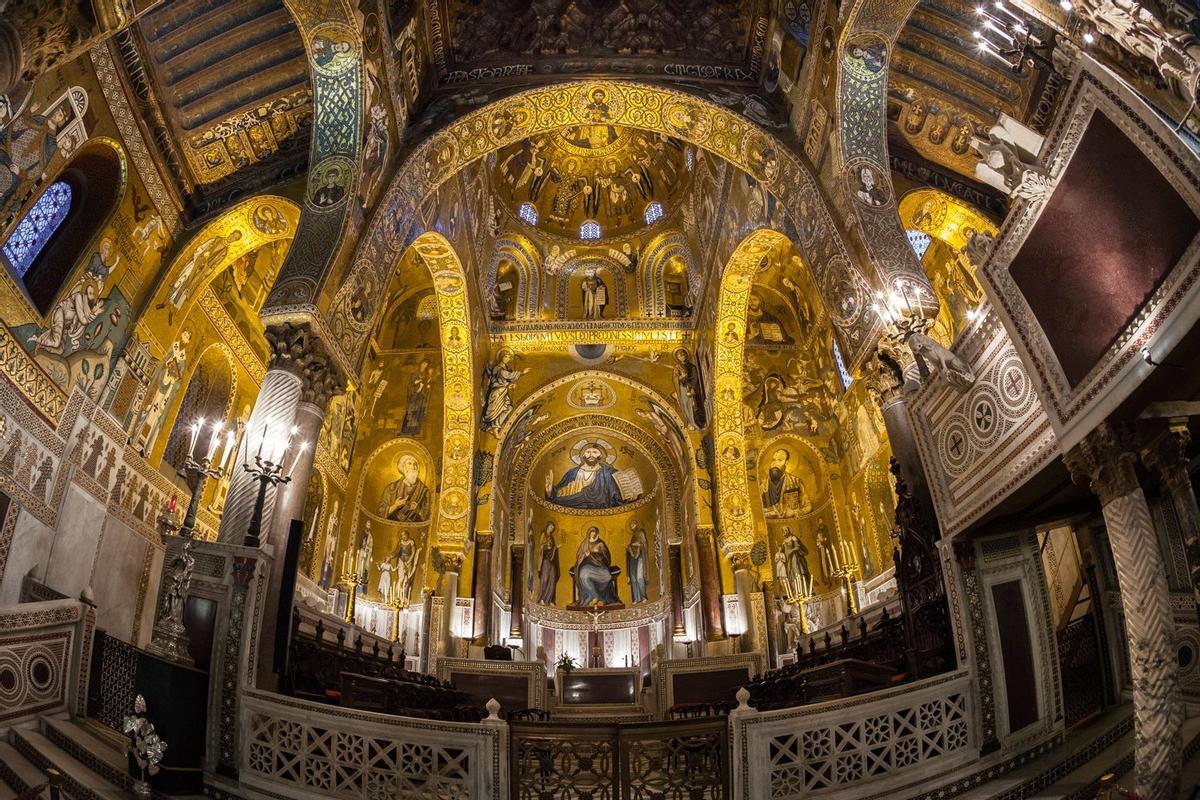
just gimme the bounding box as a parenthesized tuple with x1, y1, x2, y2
(491, 125, 691, 242)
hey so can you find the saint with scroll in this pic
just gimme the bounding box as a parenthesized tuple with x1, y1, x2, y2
(546, 440, 633, 509)
(378, 453, 431, 523)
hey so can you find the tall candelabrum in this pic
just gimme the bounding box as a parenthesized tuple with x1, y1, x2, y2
(179, 418, 240, 539)
(338, 547, 365, 624)
(970, 1, 1058, 75)
(832, 539, 861, 616)
(147, 416, 237, 665)
(777, 572, 816, 636)
(386, 585, 411, 644)
(241, 421, 309, 549)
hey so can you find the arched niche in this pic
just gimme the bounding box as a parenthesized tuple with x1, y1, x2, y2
(159, 342, 237, 472)
(641, 232, 697, 319)
(487, 235, 541, 321)
(554, 256, 629, 320)
(898, 188, 998, 342)
(509, 412, 681, 631)
(9, 138, 127, 315)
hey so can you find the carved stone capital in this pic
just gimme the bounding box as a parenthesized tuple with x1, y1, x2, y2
(1064, 422, 1141, 506)
(952, 539, 977, 571)
(265, 322, 344, 408)
(728, 552, 753, 573)
(864, 346, 906, 405)
(1141, 422, 1193, 496)
(441, 552, 465, 574)
(474, 532, 494, 552)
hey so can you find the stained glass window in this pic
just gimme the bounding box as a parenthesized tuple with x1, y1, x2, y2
(580, 220, 601, 240)
(3, 182, 72, 277)
(907, 229, 932, 261)
(832, 338, 853, 391)
(644, 202, 664, 224)
(518, 202, 538, 225)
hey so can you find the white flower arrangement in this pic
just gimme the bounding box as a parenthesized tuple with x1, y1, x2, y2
(121, 695, 167, 782)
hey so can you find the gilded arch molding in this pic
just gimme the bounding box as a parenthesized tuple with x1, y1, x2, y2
(258, 0, 365, 333)
(139, 196, 300, 355)
(712, 228, 789, 556)
(835, 0, 937, 319)
(329, 81, 878, 373)
(404, 232, 477, 556)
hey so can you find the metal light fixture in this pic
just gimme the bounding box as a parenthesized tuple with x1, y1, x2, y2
(971, 1, 1058, 74)
(241, 421, 309, 549)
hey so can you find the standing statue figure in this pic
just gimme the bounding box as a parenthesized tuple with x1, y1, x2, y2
(626, 520, 648, 604)
(815, 523, 837, 582)
(132, 330, 192, 456)
(391, 530, 419, 605)
(1075, 0, 1200, 114)
(161, 541, 196, 625)
(480, 349, 530, 433)
(535, 521, 560, 605)
(580, 270, 608, 319)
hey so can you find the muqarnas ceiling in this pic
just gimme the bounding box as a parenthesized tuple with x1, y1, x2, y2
(425, 0, 769, 83)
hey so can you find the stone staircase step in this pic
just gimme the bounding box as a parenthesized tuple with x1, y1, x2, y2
(40, 720, 130, 792)
(10, 729, 128, 800)
(0, 740, 49, 799)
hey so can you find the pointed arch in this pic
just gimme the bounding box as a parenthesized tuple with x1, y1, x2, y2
(141, 196, 299, 350)
(488, 234, 541, 320)
(402, 232, 477, 555)
(641, 233, 697, 319)
(712, 228, 790, 556)
(328, 80, 876, 374)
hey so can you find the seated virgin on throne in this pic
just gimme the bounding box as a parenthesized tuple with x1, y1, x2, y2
(569, 526, 624, 610)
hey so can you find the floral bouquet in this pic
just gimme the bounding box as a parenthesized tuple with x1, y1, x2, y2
(121, 695, 167, 788)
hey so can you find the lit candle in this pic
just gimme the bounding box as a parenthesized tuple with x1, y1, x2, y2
(188, 417, 205, 460)
(256, 423, 266, 459)
(168, 494, 176, 512)
(221, 430, 238, 472)
(206, 421, 223, 462)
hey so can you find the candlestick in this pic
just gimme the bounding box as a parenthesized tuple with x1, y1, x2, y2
(206, 421, 223, 461)
(188, 418, 204, 460)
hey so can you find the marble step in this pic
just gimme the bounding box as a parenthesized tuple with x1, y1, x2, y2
(10, 729, 128, 800)
(40, 720, 130, 794)
(0, 740, 49, 799)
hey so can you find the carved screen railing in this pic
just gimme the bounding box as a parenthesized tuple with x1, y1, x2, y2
(239, 689, 507, 800)
(0, 598, 95, 726)
(510, 716, 731, 800)
(731, 670, 975, 799)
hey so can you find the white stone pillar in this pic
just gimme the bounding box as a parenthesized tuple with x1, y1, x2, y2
(1065, 422, 1182, 800)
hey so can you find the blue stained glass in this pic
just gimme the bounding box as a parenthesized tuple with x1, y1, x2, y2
(3, 182, 72, 277)
(644, 202, 664, 224)
(580, 220, 601, 240)
(518, 202, 538, 225)
(907, 229, 932, 261)
(832, 338, 853, 391)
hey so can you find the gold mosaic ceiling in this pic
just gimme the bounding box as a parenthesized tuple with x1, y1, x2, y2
(491, 125, 691, 241)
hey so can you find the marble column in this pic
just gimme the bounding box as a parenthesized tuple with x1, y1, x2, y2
(217, 323, 340, 547)
(439, 554, 463, 658)
(217, 323, 340, 688)
(471, 533, 494, 643)
(731, 553, 759, 653)
(865, 340, 934, 513)
(1064, 422, 1182, 800)
(508, 545, 525, 641)
(695, 527, 726, 641)
(1141, 420, 1200, 625)
(668, 542, 686, 638)
(953, 540, 999, 755)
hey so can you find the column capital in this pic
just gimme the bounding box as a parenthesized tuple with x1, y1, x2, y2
(1064, 422, 1140, 506)
(265, 322, 345, 409)
(474, 532, 494, 550)
(952, 539, 976, 571)
(439, 551, 465, 574)
(1140, 422, 1193, 495)
(728, 552, 753, 572)
(864, 345, 906, 406)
